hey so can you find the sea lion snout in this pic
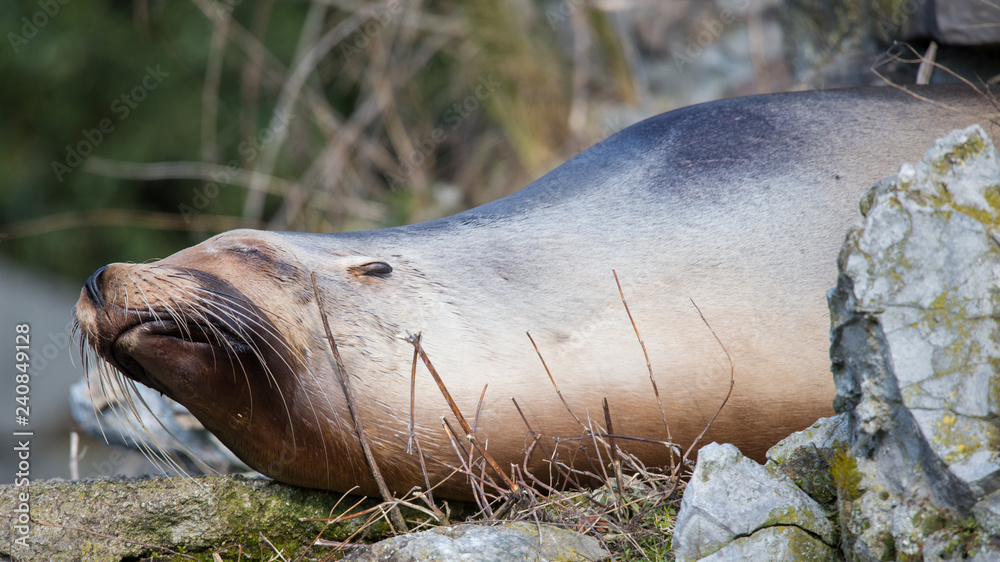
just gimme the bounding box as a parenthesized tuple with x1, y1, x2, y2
(74, 253, 334, 484)
(84, 264, 108, 307)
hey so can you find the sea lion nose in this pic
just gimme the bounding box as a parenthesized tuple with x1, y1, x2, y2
(85, 265, 108, 307)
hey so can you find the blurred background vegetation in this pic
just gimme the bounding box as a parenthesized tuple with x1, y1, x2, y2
(0, 0, 795, 283)
(4, 0, 996, 284)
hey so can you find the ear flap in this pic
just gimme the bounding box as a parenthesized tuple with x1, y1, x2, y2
(334, 255, 393, 277)
(352, 261, 393, 276)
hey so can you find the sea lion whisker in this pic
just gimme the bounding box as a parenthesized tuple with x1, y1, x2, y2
(93, 355, 221, 489)
(187, 298, 300, 450)
(189, 303, 272, 427)
(80, 347, 115, 447)
(185, 286, 297, 349)
(129, 273, 190, 341)
(179, 299, 255, 373)
(178, 285, 295, 360)
(153, 288, 265, 362)
(176, 297, 277, 425)
(183, 308, 301, 421)
(114, 375, 214, 484)
(90, 359, 182, 475)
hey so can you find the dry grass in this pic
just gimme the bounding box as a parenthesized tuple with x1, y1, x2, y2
(306, 274, 736, 561)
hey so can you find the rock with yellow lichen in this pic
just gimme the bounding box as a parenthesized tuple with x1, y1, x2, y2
(674, 124, 1000, 561)
(830, 123, 1000, 559)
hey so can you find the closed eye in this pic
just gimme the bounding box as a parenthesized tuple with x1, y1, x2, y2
(353, 261, 393, 276)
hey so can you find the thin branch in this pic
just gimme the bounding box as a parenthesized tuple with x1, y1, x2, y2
(872, 42, 986, 111)
(403, 333, 520, 495)
(311, 272, 407, 532)
(673, 299, 735, 479)
(612, 269, 672, 447)
(526, 331, 585, 428)
(603, 397, 626, 510)
(407, 332, 421, 454)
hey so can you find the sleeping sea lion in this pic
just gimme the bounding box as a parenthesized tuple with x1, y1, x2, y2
(74, 85, 998, 500)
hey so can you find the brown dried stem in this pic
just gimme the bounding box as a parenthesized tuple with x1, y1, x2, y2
(603, 397, 626, 510)
(311, 272, 407, 532)
(612, 269, 671, 447)
(526, 331, 586, 428)
(404, 333, 520, 495)
(673, 298, 735, 479)
(406, 333, 420, 454)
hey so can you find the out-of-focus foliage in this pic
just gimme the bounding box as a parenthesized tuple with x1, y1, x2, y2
(0, 0, 641, 282)
(1, 2, 215, 279)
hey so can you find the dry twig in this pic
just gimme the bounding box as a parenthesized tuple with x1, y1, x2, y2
(311, 271, 407, 532)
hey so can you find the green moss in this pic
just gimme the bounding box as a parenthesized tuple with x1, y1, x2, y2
(829, 446, 863, 501)
(764, 506, 816, 531)
(920, 512, 946, 536)
(613, 503, 676, 560)
(879, 532, 897, 561)
(942, 517, 982, 559)
(781, 527, 839, 560)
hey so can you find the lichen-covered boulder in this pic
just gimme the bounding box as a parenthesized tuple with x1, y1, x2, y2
(674, 123, 1000, 561)
(672, 443, 837, 561)
(830, 123, 1000, 559)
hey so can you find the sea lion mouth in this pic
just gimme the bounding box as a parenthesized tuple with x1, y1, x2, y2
(119, 314, 249, 351)
(107, 309, 253, 396)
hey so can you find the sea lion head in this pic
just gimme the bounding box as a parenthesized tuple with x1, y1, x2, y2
(74, 228, 401, 493)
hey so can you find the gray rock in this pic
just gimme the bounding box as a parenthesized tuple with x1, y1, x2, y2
(766, 416, 849, 507)
(921, 528, 1000, 562)
(673, 443, 835, 561)
(972, 488, 1000, 535)
(766, 415, 849, 465)
(698, 526, 838, 562)
(830, 124, 1000, 559)
(342, 522, 609, 562)
(834, 124, 1000, 498)
(936, 1, 1000, 46)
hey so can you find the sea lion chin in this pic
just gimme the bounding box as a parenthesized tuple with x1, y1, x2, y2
(75, 85, 999, 501)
